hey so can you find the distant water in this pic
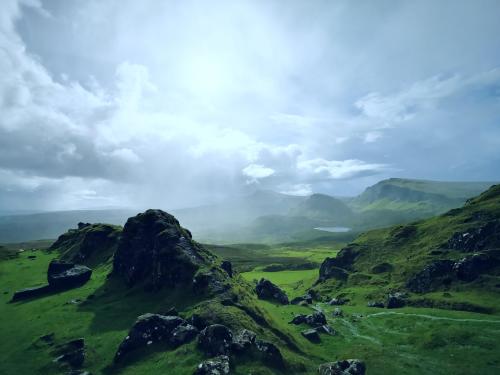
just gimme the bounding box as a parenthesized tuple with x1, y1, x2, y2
(314, 226, 351, 233)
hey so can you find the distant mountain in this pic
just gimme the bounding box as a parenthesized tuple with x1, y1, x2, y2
(0, 180, 495, 244)
(350, 178, 495, 221)
(0, 209, 135, 243)
(289, 193, 354, 223)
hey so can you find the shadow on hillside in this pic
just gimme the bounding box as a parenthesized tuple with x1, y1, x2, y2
(78, 274, 205, 334)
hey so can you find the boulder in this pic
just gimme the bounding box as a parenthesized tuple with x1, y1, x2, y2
(195, 355, 230, 375)
(306, 311, 327, 326)
(170, 324, 199, 347)
(47, 261, 92, 289)
(255, 278, 289, 304)
(386, 292, 407, 309)
(115, 314, 184, 362)
(197, 324, 233, 356)
(113, 209, 218, 288)
(316, 325, 336, 335)
(301, 328, 320, 342)
(328, 298, 346, 306)
(289, 314, 307, 325)
(318, 359, 366, 375)
(255, 340, 284, 368)
(290, 293, 313, 305)
(367, 301, 384, 308)
(332, 308, 343, 317)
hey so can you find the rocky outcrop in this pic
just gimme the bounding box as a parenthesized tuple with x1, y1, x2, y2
(50, 223, 121, 265)
(318, 359, 366, 375)
(255, 278, 289, 304)
(446, 221, 500, 251)
(114, 313, 185, 362)
(254, 340, 284, 368)
(221, 261, 233, 277)
(170, 324, 199, 347)
(195, 355, 230, 375)
(386, 292, 407, 309)
(318, 246, 362, 282)
(113, 209, 222, 289)
(454, 253, 499, 281)
(231, 329, 257, 353)
(406, 260, 454, 293)
(407, 252, 500, 293)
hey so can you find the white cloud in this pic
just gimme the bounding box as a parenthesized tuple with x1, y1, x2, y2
(297, 158, 388, 180)
(242, 164, 275, 183)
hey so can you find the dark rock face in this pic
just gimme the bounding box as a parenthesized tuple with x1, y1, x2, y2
(170, 324, 199, 347)
(446, 221, 500, 252)
(255, 340, 284, 368)
(255, 278, 289, 304)
(221, 261, 233, 277)
(306, 311, 327, 326)
(231, 329, 257, 353)
(113, 209, 216, 288)
(386, 292, 407, 309)
(197, 324, 234, 356)
(319, 260, 349, 282)
(406, 260, 455, 293)
(48, 260, 92, 288)
(454, 253, 499, 281)
(115, 313, 184, 362)
(195, 355, 230, 375)
(54, 338, 85, 369)
(318, 359, 366, 375)
(319, 245, 361, 282)
(407, 252, 500, 293)
(289, 311, 327, 327)
(302, 328, 320, 342)
(290, 293, 313, 305)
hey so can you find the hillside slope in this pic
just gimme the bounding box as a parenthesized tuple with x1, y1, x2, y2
(315, 184, 500, 312)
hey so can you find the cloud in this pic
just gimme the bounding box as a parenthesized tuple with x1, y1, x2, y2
(297, 159, 388, 180)
(242, 164, 275, 183)
(1, 0, 500, 210)
(356, 70, 500, 126)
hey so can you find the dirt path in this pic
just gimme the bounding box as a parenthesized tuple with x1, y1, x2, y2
(366, 311, 500, 323)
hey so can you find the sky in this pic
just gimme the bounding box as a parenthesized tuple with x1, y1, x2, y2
(1, 0, 500, 211)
